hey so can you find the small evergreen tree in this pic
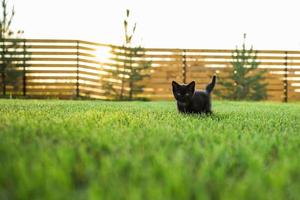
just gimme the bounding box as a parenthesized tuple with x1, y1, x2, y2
(215, 34, 267, 100)
(104, 9, 151, 100)
(0, 0, 29, 96)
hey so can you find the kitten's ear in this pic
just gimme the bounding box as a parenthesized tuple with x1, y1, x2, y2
(187, 81, 195, 90)
(172, 81, 179, 89)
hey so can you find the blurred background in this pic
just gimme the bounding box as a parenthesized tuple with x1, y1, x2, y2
(1, 0, 300, 102)
(11, 0, 300, 50)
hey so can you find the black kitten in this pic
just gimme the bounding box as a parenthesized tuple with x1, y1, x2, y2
(172, 76, 216, 114)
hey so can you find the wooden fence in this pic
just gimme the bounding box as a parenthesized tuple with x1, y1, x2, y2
(0, 39, 300, 101)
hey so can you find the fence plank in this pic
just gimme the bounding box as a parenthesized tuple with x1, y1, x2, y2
(1, 39, 300, 101)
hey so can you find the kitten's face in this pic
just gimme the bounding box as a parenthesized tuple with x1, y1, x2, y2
(172, 81, 195, 102)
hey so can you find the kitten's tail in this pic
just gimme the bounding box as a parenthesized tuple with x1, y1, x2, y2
(205, 75, 216, 94)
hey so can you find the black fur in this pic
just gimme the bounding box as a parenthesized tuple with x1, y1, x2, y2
(172, 76, 216, 114)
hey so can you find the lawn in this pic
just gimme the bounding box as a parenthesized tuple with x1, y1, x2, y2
(0, 99, 300, 200)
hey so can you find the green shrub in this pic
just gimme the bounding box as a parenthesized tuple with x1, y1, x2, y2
(215, 34, 267, 100)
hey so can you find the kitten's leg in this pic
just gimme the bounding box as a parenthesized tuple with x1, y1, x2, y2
(204, 101, 212, 115)
(205, 110, 212, 115)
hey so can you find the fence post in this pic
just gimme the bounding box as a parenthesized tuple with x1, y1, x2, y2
(182, 49, 187, 84)
(283, 51, 288, 103)
(1, 38, 6, 96)
(76, 41, 80, 98)
(22, 39, 26, 96)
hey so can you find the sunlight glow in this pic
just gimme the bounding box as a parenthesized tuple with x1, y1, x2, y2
(95, 46, 112, 63)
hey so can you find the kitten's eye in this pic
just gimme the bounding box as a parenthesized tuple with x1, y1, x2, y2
(177, 93, 181, 96)
(185, 93, 190, 96)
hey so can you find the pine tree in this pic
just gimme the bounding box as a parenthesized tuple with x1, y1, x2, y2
(104, 9, 151, 100)
(215, 34, 268, 100)
(0, 0, 29, 96)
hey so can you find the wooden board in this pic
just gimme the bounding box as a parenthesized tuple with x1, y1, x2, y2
(1, 39, 300, 101)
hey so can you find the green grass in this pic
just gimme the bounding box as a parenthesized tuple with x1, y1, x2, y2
(0, 99, 300, 200)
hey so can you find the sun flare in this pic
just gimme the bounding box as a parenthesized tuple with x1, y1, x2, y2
(95, 46, 112, 63)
